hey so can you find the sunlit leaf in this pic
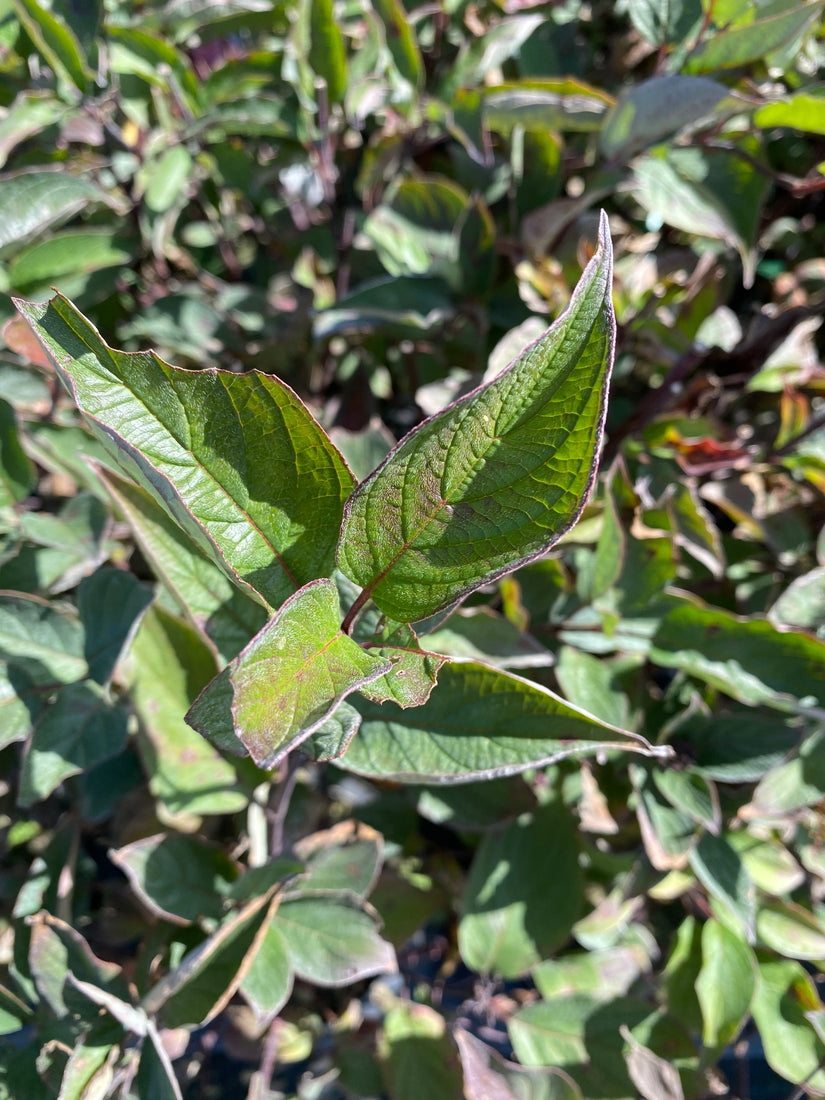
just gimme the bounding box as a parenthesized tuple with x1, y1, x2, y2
(337, 211, 615, 622)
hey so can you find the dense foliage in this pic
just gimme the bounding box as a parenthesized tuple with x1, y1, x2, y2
(2, 0, 825, 1097)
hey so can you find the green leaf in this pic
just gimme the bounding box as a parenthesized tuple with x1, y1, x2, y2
(95, 464, 266, 662)
(371, 0, 423, 89)
(11, 0, 90, 92)
(456, 1026, 583, 1100)
(459, 801, 583, 978)
(77, 568, 153, 685)
(631, 145, 768, 286)
(307, 0, 347, 103)
(626, 0, 692, 46)
(756, 93, 825, 136)
(751, 958, 825, 1093)
(135, 1022, 183, 1100)
(143, 146, 193, 214)
(695, 919, 756, 1049)
(125, 606, 249, 819)
(684, 2, 824, 72)
(652, 769, 719, 832)
(27, 911, 122, 1019)
(142, 890, 277, 1028)
(421, 608, 553, 670)
(0, 91, 67, 171)
(336, 661, 665, 783)
(508, 995, 649, 1092)
(18, 682, 129, 808)
(769, 564, 825, 634)
(483, 80, 611, 134)
(380, 1002, 465, 1100)
(188, 580, 391, 768)
(8, 228, 131, 294)
(0, 492, 109, 595)
(111, 833, 237, 925)
(0, 397, 34, 506)
(356, 620, 445, 709)
(689, 833, 755, 935)
(599, 75, 730, 159)
(273, 896, 396, 985)
(757, 900, 825, 961)
(14, 293, 356, 610)
(0, 172, 101, 257)
(303, 700, 362, 761)
(363, 176, 470, 282)
(337, 211, 615, 622)
(55, 1028, 118, 1100)
(651, 597, 825, 718)
(240, 920, 293, 1024)
(290, 820, 383, 898)
(0, 593, 86, 683)
(555, 647, 631, 728)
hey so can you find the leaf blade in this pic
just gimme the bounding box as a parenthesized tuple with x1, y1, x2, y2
(14, 294, 356, 609)
(337, 210, 615, 621)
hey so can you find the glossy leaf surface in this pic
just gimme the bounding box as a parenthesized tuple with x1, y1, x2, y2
(337, 212, 615, 621)
(15, 294, 356, 609)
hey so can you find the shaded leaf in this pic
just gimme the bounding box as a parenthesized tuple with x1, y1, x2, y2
(240, 920, 293, 1025)
(110, 834, 237, 925)
(0, 592, 86, 683)
(274, 896, 396, 985)
(125, 605, 249, 819)
(751, 958, 825, 1095)
(11, 0, 89, 91)
(142, 890, 278, 1028)
(459, 801, 583, 978)
(77, 567, 153, 685)
(0, 398, 34, 506)
(651, 598, 825, 718)
(0, 171, 101, 256)
(379, 1001, 464, 1100)
(456, 1027, 583, 1100)
(600, 75, 731, 159)
(95, 464, 266, 662)
(19, 682, 129, 807)
(684, 2, 823, 72)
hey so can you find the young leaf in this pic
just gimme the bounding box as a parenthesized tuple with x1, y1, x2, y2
(337, 211, 615, 622)
(14, 293, 356, 610)
(188, 580, 392, 768)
